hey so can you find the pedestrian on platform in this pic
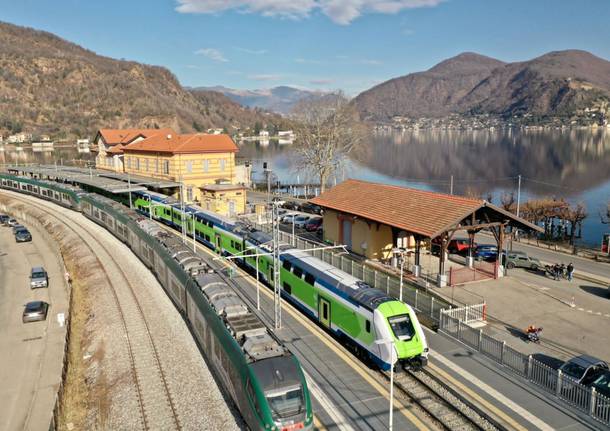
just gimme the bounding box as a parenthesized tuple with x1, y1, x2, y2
(567, 262, 574, 281)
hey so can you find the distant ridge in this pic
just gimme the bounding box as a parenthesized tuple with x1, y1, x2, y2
(352, 50, 610, 122)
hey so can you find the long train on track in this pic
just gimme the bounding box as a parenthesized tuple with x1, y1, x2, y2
(0, 174, 313, 431)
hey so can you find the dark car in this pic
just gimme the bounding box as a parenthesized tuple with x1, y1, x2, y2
(300, 203, 323, 215)
(475, 244, 499, 262)
(559, 355, 608, 384)
(281, 201, 301, 211)
(15, 227, 32, 242)
(22, 301, 49, 323)
(305, 217, 323, 232)
(589, 370, 610, 397)
(0, 214, 9, 225)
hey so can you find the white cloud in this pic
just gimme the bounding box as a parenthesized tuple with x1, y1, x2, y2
(248, 74, 283, 81)
(235, 47, 268, 55)
(360, 59, 382, 65)
(295, 58, 322, 64)
(194, 48, 228, 62)
(176, 0, 444, 24)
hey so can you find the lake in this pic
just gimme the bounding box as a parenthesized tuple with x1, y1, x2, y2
(1, 129, 609, 247)
(236, 128, 610, 248)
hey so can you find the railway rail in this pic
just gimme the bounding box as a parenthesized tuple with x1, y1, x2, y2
(5, 192, 181, 431)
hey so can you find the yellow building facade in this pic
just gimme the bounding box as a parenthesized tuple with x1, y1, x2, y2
(121, 132, 244, 215)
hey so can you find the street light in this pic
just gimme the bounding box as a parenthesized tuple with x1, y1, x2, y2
(392, 247, 407, 302)
(376, 339, 397, 431)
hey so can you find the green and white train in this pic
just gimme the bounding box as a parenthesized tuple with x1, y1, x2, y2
(132, 191, 429, 370)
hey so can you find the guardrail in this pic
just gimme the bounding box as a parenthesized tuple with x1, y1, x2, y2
(438, 314, 610, 427)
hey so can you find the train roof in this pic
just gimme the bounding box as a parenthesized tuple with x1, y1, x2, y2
(250, 356, 302, 394)
(280, 248, 394, 311)
(134, 190, 177, 204)
(195, 272, 286, 363)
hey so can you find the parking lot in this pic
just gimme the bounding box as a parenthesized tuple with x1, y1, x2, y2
(0, 217, 68, 431)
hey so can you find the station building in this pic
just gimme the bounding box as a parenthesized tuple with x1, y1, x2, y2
(121, 132, 246, 215)
(93, 128, 174, 172)
(310, 179, 542, 286)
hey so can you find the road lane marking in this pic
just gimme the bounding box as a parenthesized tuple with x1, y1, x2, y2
(158, 223, 431, 431)
(430, 352, 554, 431)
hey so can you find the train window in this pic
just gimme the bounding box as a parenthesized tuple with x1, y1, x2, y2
(365, 320, 371, 333)
(305, 273, 315, 285)
(246, 380, 262, 418)
(204, 234, 210, 242)
(235, 243, 242, 251)
(283, 282, 292, 295)
(230, 240, 234, 248)
(293, 266, 303, 278)
(282, 260, 292, 271)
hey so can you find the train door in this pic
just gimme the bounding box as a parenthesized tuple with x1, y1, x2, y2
(319, 298, 331, 328)
(215, 233, 222, 253)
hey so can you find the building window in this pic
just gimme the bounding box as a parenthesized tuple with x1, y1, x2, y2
(135, 158, 140, 170)
(186, 161, 193, 173)
(155, 159, 159, 173)
(187, 186, 193, 201)
(144, 159, 149, 172)
(202, 159, 209, 173)
(219, 159, 226, 171)
(163, 160, 169, 175)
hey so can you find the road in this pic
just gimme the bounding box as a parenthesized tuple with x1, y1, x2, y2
(0, 218, 68, 431)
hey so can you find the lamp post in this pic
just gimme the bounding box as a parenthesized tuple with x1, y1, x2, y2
(375, 339, 397, 431)
(392, 247, 406, 302)
(128, 172, 132, 209)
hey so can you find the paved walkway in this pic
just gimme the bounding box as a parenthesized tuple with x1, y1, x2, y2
(437, 266, 610, 363)
(0, 219, 68, 431)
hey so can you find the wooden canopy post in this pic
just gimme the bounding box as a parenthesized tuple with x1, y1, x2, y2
(414, 236, 422, 277)
(467, 230, 475, 268)
(437, 233, 448, 287)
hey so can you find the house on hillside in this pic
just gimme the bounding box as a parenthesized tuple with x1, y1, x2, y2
(122, 132, 246, 216)
(93, 128, 174, 172)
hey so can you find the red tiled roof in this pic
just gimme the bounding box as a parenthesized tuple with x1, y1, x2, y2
(310, 179, 485, 238)
(123, 133, 238, 154)
(97, 128, 175, 146)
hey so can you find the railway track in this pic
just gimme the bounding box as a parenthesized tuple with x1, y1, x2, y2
(386, 367, 499, 431)
(4, 192, 181, 431)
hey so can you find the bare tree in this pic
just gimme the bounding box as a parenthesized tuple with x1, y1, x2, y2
(292, 94, 365, 193)
(564, 203, 588, 250)
(500, 192, 515, 212)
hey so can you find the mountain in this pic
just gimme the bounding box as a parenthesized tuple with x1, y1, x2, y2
(352, 50, 610, 122)
(199, 85, 336, 115)
(0, 21, 282, 138)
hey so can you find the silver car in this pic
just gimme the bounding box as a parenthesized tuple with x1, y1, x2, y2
(293, 215, 311, 229)
(7, 218, 19, 227)
(30, 267, 48, 289)
(15, 227, 32, 243)
(22, 301, 49, 323)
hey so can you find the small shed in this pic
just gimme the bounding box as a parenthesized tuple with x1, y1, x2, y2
(310, 179, 543, 286)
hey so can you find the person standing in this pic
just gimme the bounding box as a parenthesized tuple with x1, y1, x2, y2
(567, 262, 574, 282)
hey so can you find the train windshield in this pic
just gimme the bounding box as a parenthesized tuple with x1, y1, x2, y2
(388, 314, 415, 341)
(265, 385, 303, 421)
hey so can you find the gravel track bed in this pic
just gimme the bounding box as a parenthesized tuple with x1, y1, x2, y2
(4, 192, 241, 430)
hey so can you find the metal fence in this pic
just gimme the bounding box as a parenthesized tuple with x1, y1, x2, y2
(438, 314, 610, 427)
(251, 221, 452, 321)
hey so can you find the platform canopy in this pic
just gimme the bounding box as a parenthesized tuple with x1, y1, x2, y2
(310, 179, 542, 239)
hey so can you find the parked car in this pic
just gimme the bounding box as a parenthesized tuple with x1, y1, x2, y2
(431, 238, 476, 256)
(281, 213, 298, 224)
(12, 224, 25, 234)
(22, 301, 49, 323)
(30, 266, 49, 289)
(7, 218, 19, 227)
(281, 201, 300, 211)
(0, 214, 9, 225)
(588, 370, 610, 397)
(305, 217, 323, 232)
(293, 215, 311, 229)
(300, 203, 323, 215)
(503, 251, 541, 270)
(14, 227, 32, 243)
(559, 355, 608, 384)
(277, 209, 288, 217)
(474, 244, 499, 262)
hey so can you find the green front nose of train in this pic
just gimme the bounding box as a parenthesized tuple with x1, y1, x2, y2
(378, 301, 428, 366)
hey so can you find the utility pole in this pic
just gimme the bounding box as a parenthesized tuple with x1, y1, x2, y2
(272, 201, 282, 330)
(516, 174, 522, 218)
(128, 172, 132, 209)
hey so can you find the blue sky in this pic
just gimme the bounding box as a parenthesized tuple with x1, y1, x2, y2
(1, 0, 609, 94)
